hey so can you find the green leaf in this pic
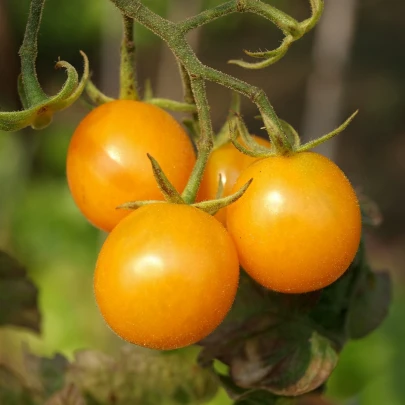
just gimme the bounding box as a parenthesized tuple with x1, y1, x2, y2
(0, 251, 40, 333)
(197, 240, 392, 400)
(308, 243, 368, 347)
(347, 271, 392, 339)
(199, 273, 337, 397)
(200, 271, 320, 350)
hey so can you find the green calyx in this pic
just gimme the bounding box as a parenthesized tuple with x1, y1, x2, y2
(0, 0, 89, 132)
(117, 154, 253, 215)
(116, 94, 254, 215)
(1, 51, 89, 132)
(212, 93, 359, 159)
(229, 109, 359, 159)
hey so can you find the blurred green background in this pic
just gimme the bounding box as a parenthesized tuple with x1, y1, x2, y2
(1, 0, 405, 404)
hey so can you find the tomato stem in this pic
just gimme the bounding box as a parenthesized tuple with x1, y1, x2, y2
(18, 0, 48, 107)
(235, 114, 272, 154)
(230, 121, 272, 158)
(110, 0, 327, 193)
(86, 79, 114, 105)
(119, 14, 139, 100)
(143, 78, 153, 100)
(179, 63, 197, 114)
(214, 92, 242, 149)
(178, 62, 200, 135)
(0, 0, 89, 132)
(146, 98, 197, 113)
(181, 77, 214, 204)
(1, 51, 89, 132)
(110, 0, 296, 154)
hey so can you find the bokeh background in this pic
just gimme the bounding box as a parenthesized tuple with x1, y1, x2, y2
(1, 0, 405, 404)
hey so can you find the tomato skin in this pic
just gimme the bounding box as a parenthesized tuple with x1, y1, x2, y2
(66, 100, 195, 232)
(198, 136, 271, 224)
(227, 152, 361, 294)
(94, 203, 240, 350)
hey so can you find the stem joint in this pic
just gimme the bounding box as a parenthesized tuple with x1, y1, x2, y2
(236, 0, 248, 13)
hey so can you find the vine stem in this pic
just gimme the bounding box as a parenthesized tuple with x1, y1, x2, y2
(179, 0, 298, 36)
(179, 62, 198, 122)
(110, 0, 294, 200)
(118, 0, 288, 143)
(182, 77, 213, 203)
(18, 0, 48, 106)
(120, 14, 138, 100)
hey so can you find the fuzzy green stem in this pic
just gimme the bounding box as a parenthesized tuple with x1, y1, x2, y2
(147, 98, 196, 113)
(179, 62, 199, 124)
(180, 0, 298, 36)
(143, 79, 153, 100)
(236, 114, 272, 154)
(230, 120, 272, 158)
(18, 0, 48, 106)
(304, 0, 324, 32)
(110, 0, 290, 153)
(181, 77, 214, 204)
(215, 92, 241, 148)
(179, 63, 195, 107)
(179, 2, 237, 33)
(119, 14, 138, 100)
(86, 79, 114, 105)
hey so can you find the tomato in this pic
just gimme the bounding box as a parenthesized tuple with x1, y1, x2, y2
(227, 152, 361, 293)
(94, 203, 240, 350)
(198, 136, 270, 224)
(66, 100, 195, 232)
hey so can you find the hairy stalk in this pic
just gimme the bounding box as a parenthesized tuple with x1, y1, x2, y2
(109, 0, 326, 199)
(111, 0, 291, 151)
(179, 63, 195, 107)
(181, 77, 213, 204)
(120, 14, 138, 100)
(180, 0, 298, 36)
(18, 0, 48, 106)
(179, 62, 199, 125)
(86, 79, 114, 105)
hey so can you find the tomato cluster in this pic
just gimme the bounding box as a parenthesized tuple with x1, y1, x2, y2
(67, 100, 362, 350)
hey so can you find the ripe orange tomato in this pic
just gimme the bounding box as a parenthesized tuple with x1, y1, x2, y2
(66, 100, 195, 232)
(198, 136, 270, 224)
(227, 152, 361, 294)
(94, 203, 240, 350)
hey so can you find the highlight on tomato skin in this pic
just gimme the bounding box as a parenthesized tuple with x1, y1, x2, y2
(226, 151, 362, 294)
(66, 100, 196, 233)
(197, 136, 270, 225)
(94, 203, 240, 350)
